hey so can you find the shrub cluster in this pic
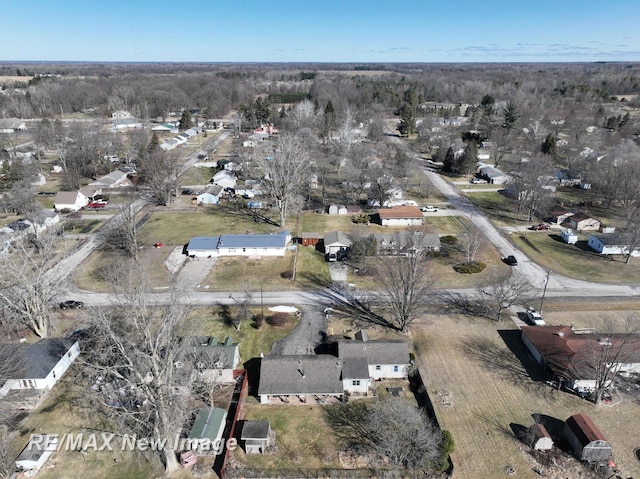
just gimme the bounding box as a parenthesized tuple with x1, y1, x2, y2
(454, 261, 486, 274)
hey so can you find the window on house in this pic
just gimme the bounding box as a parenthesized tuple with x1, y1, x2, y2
(393, 365, 399, 372)
(352, 380, 360, 386)
(375, 365, 381, 371)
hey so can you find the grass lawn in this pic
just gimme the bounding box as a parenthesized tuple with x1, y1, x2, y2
(72, 247, 175, 292)
(234, 404, 341, 469)
(465, 190, 527, 227)
(412, 314, 640, 479)
(185, 306, 297, 360)
(510, 231, 640, 283)
(180, 164, 214, 186)
(137, 207, 282, 246)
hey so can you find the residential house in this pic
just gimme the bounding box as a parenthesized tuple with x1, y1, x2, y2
(588, 233, 640, 257)
(257, 333, 411, 403)
(338, 331, 410, 380)
(160, 138, 180, 151)
(112, 118, 143, 130)
(79, 185, 103, 200)
(178, 336, 240, 383)
(254, 124, 279, 135)
(15, 435, 58, 472)
(29, 173, 46, 187)
(54, 190, 88, 212)
(547, 206, 574, 225)
(521, 325, 640, 393)
(196, 185, 224, 205)
(151, 123, 178, 133)
(258, 355, 344, 404)
(90, 170, 130, 189)
(375, 232, 441, 255)
(563, 212, 600, 231)
(0, 339, 80, 399)
(187, 407, 227, 455)
(11, 210, 61, 235)
(0, 118, 27, 133)
(377, 206, 424, 227)
(564, 414, 611, 462)
(186, 232, 290, 258)
(241, 421, 272, 454)
(212, 170, 237, 189)
(323, 231, 352, 261)
(111, 110, 132, 119)
(479, 165, 510, 184)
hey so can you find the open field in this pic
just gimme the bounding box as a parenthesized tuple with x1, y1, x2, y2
(413, 314, 640, 479)
(510, 231, 640, 283)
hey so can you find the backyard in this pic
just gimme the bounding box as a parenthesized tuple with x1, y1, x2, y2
(413, 312, 640, 479)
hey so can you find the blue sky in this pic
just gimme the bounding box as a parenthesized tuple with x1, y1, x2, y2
(3, 0, 640, 63)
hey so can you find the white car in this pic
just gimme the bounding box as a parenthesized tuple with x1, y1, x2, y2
(525, 310, 546, 326)
(470, 177, 488, 184)
(421, 206, 438, 212)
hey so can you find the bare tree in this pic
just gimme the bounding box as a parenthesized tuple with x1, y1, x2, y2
(572, 316, 640, 405)
(258, 133, 310, 228)
(478, 273, 533, 322)
(325, 399, 443, 471)
(459, 221, 484, 264)
(83, 261, 191, 474)
(375, 237, 434, 332)
(101, 197, 140, 259)
(0, 233, 60, 338)
(138, 148, 182, 206)
(507, 154, 555, 222)
(0, 427, 16, 479)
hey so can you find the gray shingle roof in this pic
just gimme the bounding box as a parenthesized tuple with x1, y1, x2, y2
(341, 357, 370, 379)
(338, 339, 410, 365)
(187, 236, 220, 251)
(218, 233, 287, 249)
(241, 420, 270, 440)
(258, 355, 344, 396)
(323, 231, 352, 247)
(10, 339, 75, 379)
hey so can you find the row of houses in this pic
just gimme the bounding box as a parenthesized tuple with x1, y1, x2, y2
(160, 127, 200, 151)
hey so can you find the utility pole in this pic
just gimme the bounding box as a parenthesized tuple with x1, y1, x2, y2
(539, 270, 551, 314)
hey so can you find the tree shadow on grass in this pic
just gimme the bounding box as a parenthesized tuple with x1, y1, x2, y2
(209, 202, 280, 227)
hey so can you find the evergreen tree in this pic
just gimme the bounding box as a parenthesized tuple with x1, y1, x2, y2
(179, 109, 193, 130)
(148, 131, 160, 152)
(397, 103, 416, 137)
(502, 102, 520, 130)
(323, 100, 335, 141)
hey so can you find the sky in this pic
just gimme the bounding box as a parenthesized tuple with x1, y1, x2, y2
(3, 0, 640, 63)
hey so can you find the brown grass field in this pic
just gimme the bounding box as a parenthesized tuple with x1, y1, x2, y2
(412, 312, 640, 479)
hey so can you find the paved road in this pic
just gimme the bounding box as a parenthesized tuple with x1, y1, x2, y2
(385, 132, 640, 299)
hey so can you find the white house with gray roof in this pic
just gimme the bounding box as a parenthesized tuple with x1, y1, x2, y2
(186, 232, 290, 258)
(479, 165, 511, 184)
(0, 339, 80, 398)
(257, 333, 410, 403)
(588, 233, 640, 257)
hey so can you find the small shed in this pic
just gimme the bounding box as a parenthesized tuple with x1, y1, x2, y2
(328, 204, 339, 215)
(564, 413, 611, 462)
(188, 407, 227, 455)
(529, 423, 553, 451)
(561, 228, 578, 245)
(241, 420, 271, 454)
(16, 435, 58, 471)
(300, 232, 321, 247)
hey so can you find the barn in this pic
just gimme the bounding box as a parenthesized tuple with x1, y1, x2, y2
(299, 232, 320, 247)
(564, 413, 611, 462)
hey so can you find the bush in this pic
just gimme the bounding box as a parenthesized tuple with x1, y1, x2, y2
(439, 235, 458, 244)
(438, 430, 455, 471)
(251, 314, 264, 329)
(280, 269, 293, 279)
(266, 312, 291, 327)
(454, 261, 486, 274)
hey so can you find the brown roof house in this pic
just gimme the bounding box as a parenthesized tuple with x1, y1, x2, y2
(377, 206, 424, 227)
(562, 211, 601, 231)
(521, 325, 640, 394)
(564, 413, 611, 462)
(528, 423, 553, 451)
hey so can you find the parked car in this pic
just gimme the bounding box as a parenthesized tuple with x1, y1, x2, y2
(470, 177, 488, 184)
(60, 300, 84, 310)
(421, 206, 438, 212)
(504, 255, 518, 266)
(529, 223, 550, 231)
(524, 310, 546, 326)
(86, 202, 106, 209)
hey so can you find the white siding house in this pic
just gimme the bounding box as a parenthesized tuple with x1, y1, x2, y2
(186, 233, 290, 258)
(54, 191, 88, 212)
(378, 206, 424, 227)
(0, 339, 80, 398)
(588, 234, 640, 257)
